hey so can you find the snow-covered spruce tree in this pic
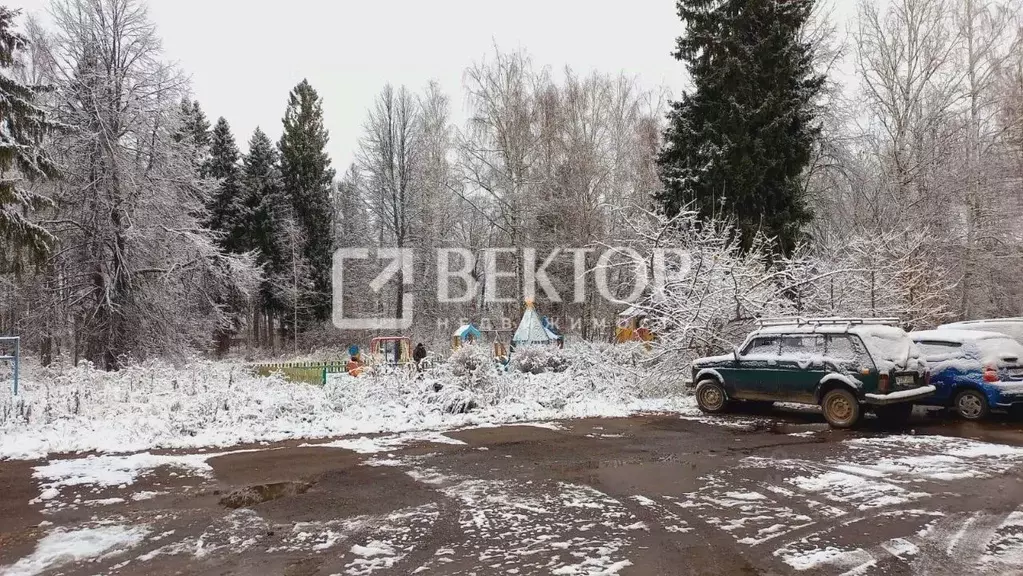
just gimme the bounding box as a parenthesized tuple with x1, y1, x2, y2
(0, 6, 60, 268)
(657, 0, 825, 257)
(41, 0, 258, 369)
(203, 117, 249, 356)
(279, 80, 335, 328)
(174, 98, 210, 168)
(241, 127, 291, 350)
(204, 117, 245, 252)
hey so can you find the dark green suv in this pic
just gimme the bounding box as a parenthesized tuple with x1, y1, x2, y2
(691, 318, 935, 428)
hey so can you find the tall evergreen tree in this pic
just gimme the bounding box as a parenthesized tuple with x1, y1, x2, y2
(0, 6, 59, 267)
(656, 0, 824, 256)
(205, 116, 245, 252)
(278, 80, 335, 325)
(242, 127, 288, 342)
(175, 98, 211, 167)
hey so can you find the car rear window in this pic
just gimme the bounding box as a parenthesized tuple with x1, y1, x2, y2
(823, 334, 872, 367)
(858, 326, 923, 371)
(916, 340, 962, 357)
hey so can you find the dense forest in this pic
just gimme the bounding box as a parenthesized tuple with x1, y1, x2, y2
(2, 0, 1022, 369)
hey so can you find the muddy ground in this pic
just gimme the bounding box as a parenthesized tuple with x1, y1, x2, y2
(5, 407, 1023, 575)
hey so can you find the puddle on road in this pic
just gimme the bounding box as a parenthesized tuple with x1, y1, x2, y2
(769, 422, 830, 435)
(219, 481, 314, 509)
(583, 459, 708, 494)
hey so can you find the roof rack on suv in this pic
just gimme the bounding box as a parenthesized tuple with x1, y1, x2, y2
(757, 317, 901, 328)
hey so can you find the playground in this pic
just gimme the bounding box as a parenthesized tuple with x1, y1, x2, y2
(251, 301, 569, 384)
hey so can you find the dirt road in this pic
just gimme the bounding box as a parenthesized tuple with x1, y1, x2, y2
(5, 408, 1023, 575)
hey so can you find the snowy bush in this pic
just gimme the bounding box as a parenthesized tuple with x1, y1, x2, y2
(448, 344, 498, 391)
(626, 209, 955, 386)
(0, 344, 696, 460)
(511, 346, 570, 374)
(428, 378, 482, 414)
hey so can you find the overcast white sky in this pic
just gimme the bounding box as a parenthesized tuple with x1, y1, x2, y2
(7, 0, 854, 171)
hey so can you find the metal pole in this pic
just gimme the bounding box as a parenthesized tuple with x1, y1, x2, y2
(13, 337, 19, 396)
(0, 337, 19, 396)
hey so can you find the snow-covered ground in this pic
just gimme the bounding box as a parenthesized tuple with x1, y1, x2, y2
(0, 344, 692, 461)
(3, 524, 150, 576)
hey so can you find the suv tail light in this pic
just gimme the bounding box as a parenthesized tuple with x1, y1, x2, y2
(879, 373, 890, 393)
(984, 366, 999, 383)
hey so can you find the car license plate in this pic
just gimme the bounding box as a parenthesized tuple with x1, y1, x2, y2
(896, 375, 915, 386)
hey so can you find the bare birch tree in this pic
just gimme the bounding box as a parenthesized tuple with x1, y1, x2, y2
(357, 84, 422, 323)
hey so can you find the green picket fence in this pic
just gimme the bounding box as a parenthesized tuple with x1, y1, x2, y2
(252, 361, 349, 386)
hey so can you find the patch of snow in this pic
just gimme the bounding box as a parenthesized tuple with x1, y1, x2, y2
(363, 457, 403, 467)
(307, 431, 465, 454)
(881, 538, 919, 558)
(775, 545, 848, 570)
(35, 488, 58, 502)
(502, 421, 566, 431)
(773, 543, 874, 572)
(678, 415, 766, 430)
(845, 436, 1023, 480)
(2, 524, 148, 576)
(405, 468, 454, 486)
(631, 495, 657, 506)
(83, 497, 125, 506)
(723, 491, 766, 501)
(29, 451, 227, 507)
(350, 540, 396, 557)
(130, 491, 163, 501)
(787, 471, 923, 510)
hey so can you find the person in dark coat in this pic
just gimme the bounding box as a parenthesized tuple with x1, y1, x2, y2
(413, 343, 427, 370)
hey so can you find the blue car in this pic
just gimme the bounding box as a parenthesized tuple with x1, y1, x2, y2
(910, 329, 1023, 420)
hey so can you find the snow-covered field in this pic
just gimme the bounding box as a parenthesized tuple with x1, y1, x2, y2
(0, 344, 692, 461)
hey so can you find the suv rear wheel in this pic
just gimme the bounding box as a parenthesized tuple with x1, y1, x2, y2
(696, 380, 729, 414)
(821, 388, 862, 429)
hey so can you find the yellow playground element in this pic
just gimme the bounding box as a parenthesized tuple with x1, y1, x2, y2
(615, 306, 654, 344)
(493, 341, 509, 361)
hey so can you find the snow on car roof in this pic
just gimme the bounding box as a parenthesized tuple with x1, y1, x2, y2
(754, 324, 906, 337)
(910, 329, 1009, 343)
(941, 318, 1023, 326)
